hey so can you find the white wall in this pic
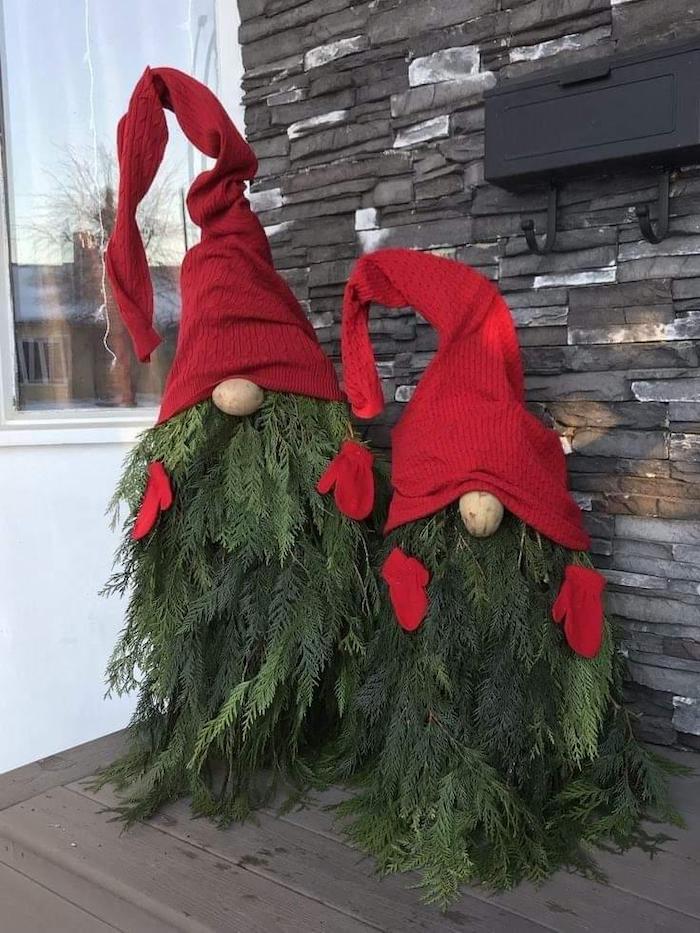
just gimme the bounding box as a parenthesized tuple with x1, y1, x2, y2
(0, 440, 136, 772)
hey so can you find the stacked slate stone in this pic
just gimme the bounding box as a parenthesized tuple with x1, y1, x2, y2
(237, 0, 700, 747)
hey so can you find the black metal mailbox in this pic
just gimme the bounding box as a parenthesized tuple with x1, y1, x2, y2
(484, 37, 700, 188)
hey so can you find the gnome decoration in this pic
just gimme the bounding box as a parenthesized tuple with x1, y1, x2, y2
(320, 249, 677, 903)
(98, 67, 376, 822)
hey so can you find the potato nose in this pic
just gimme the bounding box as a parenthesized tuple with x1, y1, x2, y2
(212, 378, 265, 416)
(458, 490, 504, 538)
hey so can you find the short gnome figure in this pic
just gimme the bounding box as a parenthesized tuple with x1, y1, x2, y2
(319, 249, 680, 904)
(98, 67, 377, 822)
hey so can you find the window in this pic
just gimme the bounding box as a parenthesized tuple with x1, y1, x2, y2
(0, 0, 240, 423)
(17, 337, 68, 385)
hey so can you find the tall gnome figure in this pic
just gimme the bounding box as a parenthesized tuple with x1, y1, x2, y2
(319, 249, 680, 904)
(99, 67, 377, 823)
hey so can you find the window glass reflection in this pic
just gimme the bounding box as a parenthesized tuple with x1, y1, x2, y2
(3, 0, 221, 410)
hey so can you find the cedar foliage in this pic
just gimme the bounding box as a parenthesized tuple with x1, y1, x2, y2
(95, 394, 377, 823)
(330, 509, 685, 906)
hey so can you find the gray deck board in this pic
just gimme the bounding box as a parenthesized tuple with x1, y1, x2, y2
(271, 771, 700, 931)
(0, 861, 119, 932)
(0, 734, 698, 932)
(74, 780, 551, 933)
(0, 787, 377, 932)
(0, 730, 127, 811)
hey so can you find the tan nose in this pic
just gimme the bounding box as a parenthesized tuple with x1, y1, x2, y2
(212, 378, 265, 416)
(458, 491, 504, 538)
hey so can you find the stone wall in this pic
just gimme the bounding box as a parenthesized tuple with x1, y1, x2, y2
(237, 0, 700, 746)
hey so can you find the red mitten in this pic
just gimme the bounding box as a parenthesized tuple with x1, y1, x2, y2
(552, 564, 606, 659)
(316, 440, 374, 520)
(381, 546, 431, 632)
(132, 461, 174, 540)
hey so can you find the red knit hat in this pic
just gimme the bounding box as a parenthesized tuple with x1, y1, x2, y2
(106, 66, 343, 425)
(341, 248, 590, 552)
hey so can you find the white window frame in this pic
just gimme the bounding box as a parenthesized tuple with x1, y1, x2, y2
(0, 0, 243, 447)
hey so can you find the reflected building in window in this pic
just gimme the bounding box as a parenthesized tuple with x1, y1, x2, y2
(12, 232, 179, 410)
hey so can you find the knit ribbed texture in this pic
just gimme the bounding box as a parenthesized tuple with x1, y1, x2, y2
(341, 248, 590, 551)
(106, 66, 343, 425)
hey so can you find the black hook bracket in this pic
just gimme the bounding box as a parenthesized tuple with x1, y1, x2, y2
(636, 170, 670, 243)
(521, 184, 558, 254)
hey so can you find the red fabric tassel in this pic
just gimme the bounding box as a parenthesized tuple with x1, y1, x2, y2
(316, 440, 375, 520)
(132, 461, 174, 540)
(381, 546, 431, 632)
(552, 564, 606, 659)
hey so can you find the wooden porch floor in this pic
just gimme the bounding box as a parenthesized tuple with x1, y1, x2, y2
(1, 731, 699, 932)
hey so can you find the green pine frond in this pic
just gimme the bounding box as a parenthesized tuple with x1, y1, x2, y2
(327, 507, 682, 904)
(95, 394, 377, 823)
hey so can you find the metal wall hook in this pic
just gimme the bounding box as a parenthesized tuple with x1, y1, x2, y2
(636, 170, 670, 243)
(521, 184, 558, 254)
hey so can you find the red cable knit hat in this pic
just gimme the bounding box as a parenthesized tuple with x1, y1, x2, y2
(106, 66, 343, 425)
(341, 248, 590, 551)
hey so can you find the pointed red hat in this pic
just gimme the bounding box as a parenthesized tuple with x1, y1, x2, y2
(106, 67, 342, 425)
(341, 248, 590, 551)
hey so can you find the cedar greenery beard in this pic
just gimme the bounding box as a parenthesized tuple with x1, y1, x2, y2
(330, 508, 685, 906)
(95, 395, 377, 823)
